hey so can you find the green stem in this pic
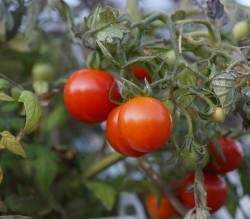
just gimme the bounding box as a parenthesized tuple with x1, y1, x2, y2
(175, 19, 217, 44)
(83, 153, 124, 179)
(138, 157, 187, 216)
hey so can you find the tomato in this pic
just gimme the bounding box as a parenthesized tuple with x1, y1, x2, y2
(118, 97, 172, 152)
(162, 49, 176, 68)
(207, 137, 243, 173)
(130, 66, 152, 83)
(32, 63, 54, 81)
(179, 172, 227, 213)
(106, 105, 145, 157)
(146, 193, 178, 219)
(64, 69, 120, 123)
(179, 147, 210, 171)
(232, 20, 250, 40)
(211, 107, 225, 123)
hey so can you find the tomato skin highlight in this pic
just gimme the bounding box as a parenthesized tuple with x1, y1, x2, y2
(207, 137, 243, 174)
(106, 105, 145, 157)
(118, 97, 172, 152)
(64, 69, 120, 123)
(146, 193, 178, 219)
(130, 66, 152, 83)
(179, 172, 227, 213)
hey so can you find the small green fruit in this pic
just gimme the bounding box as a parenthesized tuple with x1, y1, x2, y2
(232, 20, 250, 40)
(32, 63, 54, 81)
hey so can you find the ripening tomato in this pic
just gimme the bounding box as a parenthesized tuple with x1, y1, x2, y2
(207, 137, 243, 173)
(106, 105, 145, 157)
(211, 107, 225, 123)
(130, 66, 152, 83)
(118, 97, 172, 152)
(146, 193, 178, 219)
(179, 172, 227, 213)
(64, 69, 120, 123)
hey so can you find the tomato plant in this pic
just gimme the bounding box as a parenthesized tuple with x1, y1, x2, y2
(207, 137, 244, 173)
(179, 172, 227, 213)
(130, 66, 152, 83)
(118, 96, 172, 152)
(106, 105, 145, 157)
(64, 69, 120, 123)
(146, 192, 178, 219)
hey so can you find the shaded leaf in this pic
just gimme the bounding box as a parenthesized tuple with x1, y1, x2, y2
(0, 131, 26, 158)
(85, 181, 117, 210)
(0, 93, 14, 102)
(174, 69, 196, 108)
(18, 90, 42, 132)
(25, 0, 44, 39)
(211, 71, 237, 114)
(4, 194, 47, 215)
(207, 0, 228, 28)
(225, 181, 238, 215)
(0, 167, 2, 184)
(33, 148, 59, 192)
(84, 4, 131, 44)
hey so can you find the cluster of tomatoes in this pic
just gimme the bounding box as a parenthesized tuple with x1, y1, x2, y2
(63, 68, 173, 156)
(63, 68, 244, 218)
(146, 137, 244, 219)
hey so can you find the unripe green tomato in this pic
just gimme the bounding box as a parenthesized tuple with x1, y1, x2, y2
(211, 107, 225, 123)
(162, 50, 176, 67)
(179, 147, 210, 171)
(32, 63, 54, 81)
(232, 20, 250, 40)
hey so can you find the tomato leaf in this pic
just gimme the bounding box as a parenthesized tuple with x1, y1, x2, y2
(174, 69, 196, 108)
(211, 71, 237, 114)
(206, 0, 228, 28)
(84, 4, 131, 44)
(225, 181, 238, 216)
(33, 147, 59, 192)
(25, 0, 45, 39)
(0, 167, 3, 184)
(18, 90, 42, 133)
(0, 92, 14, 101)
(85, 181, 117, 210)
(0, 131, 26, 158)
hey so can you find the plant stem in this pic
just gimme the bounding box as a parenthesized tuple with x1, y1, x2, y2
(138, 157, 187, 216)
(0, 72, 23, 92)
(83, 153, 124, 179)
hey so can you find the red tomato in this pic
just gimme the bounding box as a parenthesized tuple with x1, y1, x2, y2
(64, 69, 120, 123)
(118, 97, 172, 152)
(179, 172, 227, 213)
(207, 137, 243, 173)
(146, 193, 178, 219)
(106, 105, 145, 157)
(130, 66, 152, 83)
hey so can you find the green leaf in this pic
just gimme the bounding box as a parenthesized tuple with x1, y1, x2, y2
(25, 0, 44, 39)
(211, 71, 237, 114)
(0, 131, 26, 158)
(33, 148, 59, 192)
(174, 69, 196, 108)
(85, 181, 117, 210)
(0, 92, 14, 101)
(0, 167, 3, 184)
(18, 90, 42, 132)
(225, 181, 238, 215)
(4, 194, 46, 215)
(84, 4, 131, 44)
(239, 161, 250, 195)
